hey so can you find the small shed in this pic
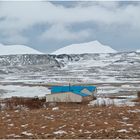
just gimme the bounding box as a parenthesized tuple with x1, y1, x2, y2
(46, 85, 96, 103)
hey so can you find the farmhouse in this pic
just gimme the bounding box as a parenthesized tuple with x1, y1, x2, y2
(46, 85, 97, 103)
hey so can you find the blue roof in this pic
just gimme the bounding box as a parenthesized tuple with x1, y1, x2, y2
(51, 85, 96, 97)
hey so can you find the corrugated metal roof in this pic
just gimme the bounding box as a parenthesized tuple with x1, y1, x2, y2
(51, 85, 96, 97)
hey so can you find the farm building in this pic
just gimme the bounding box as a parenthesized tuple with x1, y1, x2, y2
(46, 85, 97, 103)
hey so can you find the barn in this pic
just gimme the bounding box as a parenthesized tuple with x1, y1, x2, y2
(46, 85, 97, 103)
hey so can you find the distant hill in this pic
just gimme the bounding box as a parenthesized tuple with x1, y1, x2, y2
(0, 43, 43, 55)
(52, 40, 117, 55)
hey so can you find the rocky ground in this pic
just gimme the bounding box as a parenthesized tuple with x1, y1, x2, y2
(0, 103, 140, 139)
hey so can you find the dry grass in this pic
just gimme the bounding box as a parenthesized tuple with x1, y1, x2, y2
(132, 98, 140, 102)
(0, 103, 140, 139)
(137, 91, 140, 98)
(0, 97, 46, 110)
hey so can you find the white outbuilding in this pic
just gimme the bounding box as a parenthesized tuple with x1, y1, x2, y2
(46, 85, 97, 103)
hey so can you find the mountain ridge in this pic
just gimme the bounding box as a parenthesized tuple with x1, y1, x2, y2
(52, 40, 117, 55)
(0, 44, 43, 55)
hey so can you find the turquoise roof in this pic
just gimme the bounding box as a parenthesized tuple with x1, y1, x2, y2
(51, 85, 96, 97)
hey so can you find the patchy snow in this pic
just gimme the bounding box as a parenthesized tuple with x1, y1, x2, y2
(21, 124, 28, 128)
(117, 129, 129, 133)
(8, 123, 14, 127)
(0, 43, 43, 55)
(122, 117, 129, 121)
(89, 98, 114, 106)
(0, 51, 140, 102)
(41, 126, 46, 129)
(89, 98, 136, 107)
(21, 131, 33, 136)
(0, 85, 50, 98)
(128, 109, 140, 113)
(53, 130, 67, 135)
(7, 134, 21, 138)
(52, 107, 59, 111)
(52, 40, 117, 54)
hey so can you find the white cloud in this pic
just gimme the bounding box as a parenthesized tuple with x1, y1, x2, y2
(0, 1, 140, 43)
(78, 1, 119, 9)
(0, 1, 140, 27)
(40, 24, 91, 41)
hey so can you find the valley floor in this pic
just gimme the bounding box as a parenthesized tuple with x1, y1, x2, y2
(0, 104, 140, 139)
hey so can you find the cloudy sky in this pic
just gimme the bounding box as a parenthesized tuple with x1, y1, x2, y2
(0, 1, 140, 53)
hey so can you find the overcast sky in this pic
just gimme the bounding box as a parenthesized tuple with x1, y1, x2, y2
(0, 1, 140, 53)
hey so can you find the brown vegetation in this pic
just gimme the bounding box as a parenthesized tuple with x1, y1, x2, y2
(0, 97, 46, 110)
(0, 103, 140, 139)
(137, 91, 140, 98)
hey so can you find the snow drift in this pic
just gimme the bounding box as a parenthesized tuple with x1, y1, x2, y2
(0, 43, 43, 55)
(52, 40, 117, 55)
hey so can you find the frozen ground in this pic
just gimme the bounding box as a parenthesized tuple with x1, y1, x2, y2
(0, 52, 139, 139)
(0, 52, 140, 102)
(0, 85, 50, 98)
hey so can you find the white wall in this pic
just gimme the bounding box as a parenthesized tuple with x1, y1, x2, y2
(46, 92, 82, 102)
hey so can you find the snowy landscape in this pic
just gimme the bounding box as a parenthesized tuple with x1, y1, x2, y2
(0, 1, 140, 138)
(0, 41, 140, 103)
(0, 41, 140, 139)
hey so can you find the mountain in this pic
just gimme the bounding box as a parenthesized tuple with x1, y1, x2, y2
(0, 43, 43, 55)
(136, 49, 140, 52)
(0, 54, 61, 67)
(52, 40, 117, 55)
(0, 52, 140, 99)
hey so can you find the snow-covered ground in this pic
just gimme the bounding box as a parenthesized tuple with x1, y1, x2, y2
(88, 98, 136, 107)
(0, 43, 43, 55)
(0, 52, 140, 101)
(52, 40, 117, 54)
(0, 85, 50, 98)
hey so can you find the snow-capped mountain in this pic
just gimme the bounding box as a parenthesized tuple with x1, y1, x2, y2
(52, 40, 117, 55)
(0, 43, 43, 55)
(136, 49, 140, 52)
